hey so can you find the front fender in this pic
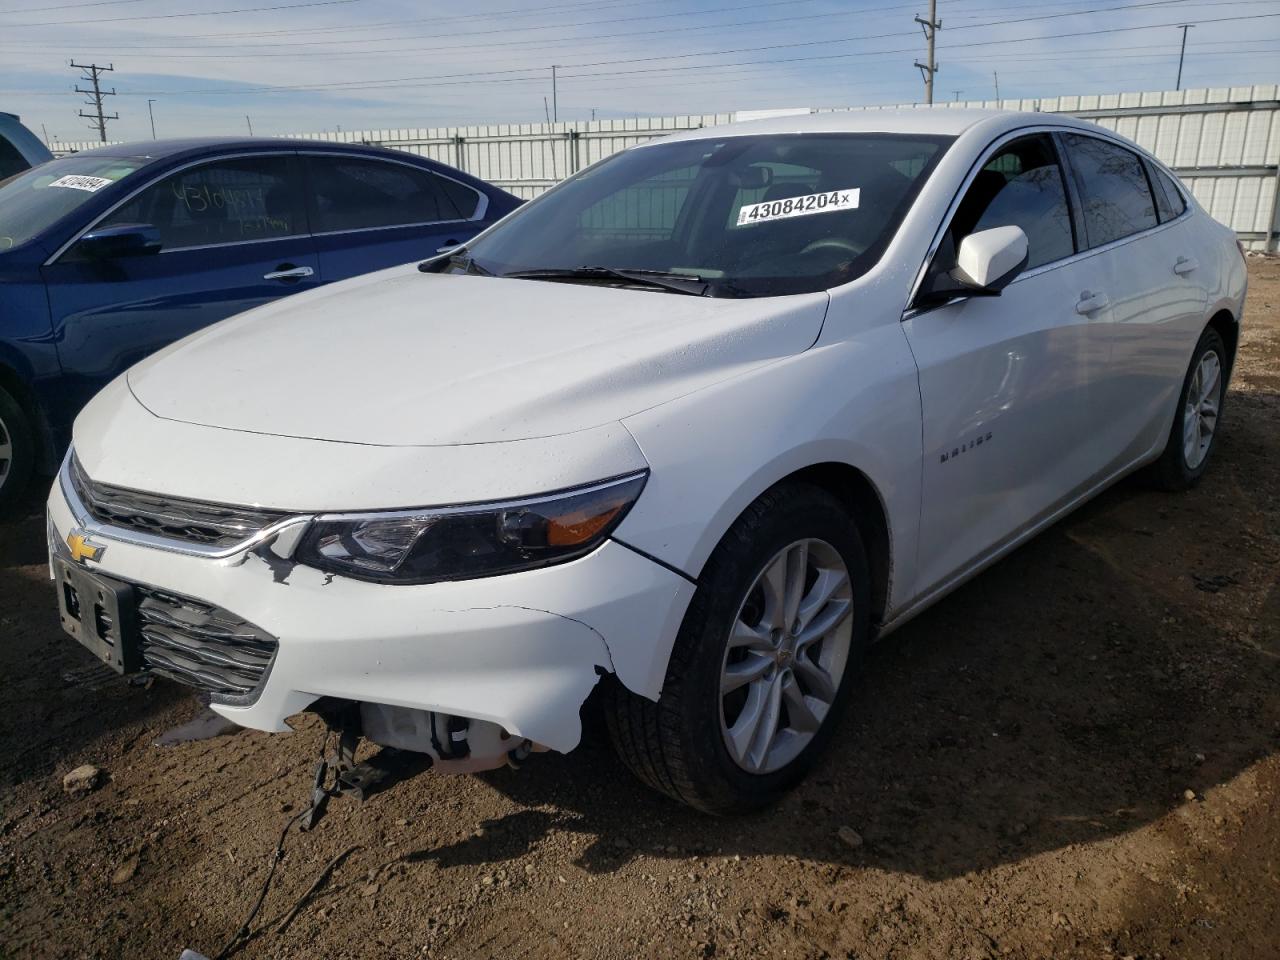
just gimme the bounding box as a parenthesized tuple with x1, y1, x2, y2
(615, 325, 923, 614)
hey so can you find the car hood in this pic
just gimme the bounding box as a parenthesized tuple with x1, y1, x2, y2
(126, 264, 830, 446)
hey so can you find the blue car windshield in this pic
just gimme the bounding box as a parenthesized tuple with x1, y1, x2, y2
(0, 154, 146, 251)
(437, 133, 952, 297)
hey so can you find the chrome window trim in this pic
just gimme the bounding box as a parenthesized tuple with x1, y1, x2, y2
(309, 218, 477, 240)
(298, 149, 490, 227)
(59, 452, 314, 560)
(153, 233, 313, 255)
(43, 149, 303, 266)
(902, 123, 1192, 320)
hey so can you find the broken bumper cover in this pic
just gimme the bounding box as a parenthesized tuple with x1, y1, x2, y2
(47, 483, 695, 755)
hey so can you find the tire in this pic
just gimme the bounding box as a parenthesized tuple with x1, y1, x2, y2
(604, 481, 871, 814)
(1152, 327, 1228, 491)
(0, 385, 35, 517)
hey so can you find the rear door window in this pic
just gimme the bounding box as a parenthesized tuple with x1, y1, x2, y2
(1062, 133, 1159, 247)
(306, 156, 478, 233)
(99, 154, 304, 250)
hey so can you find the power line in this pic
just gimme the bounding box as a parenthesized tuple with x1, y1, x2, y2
(70, 60, 117, 142)
(107, 6, 1280, 97)
(13, 0, 1228, 54)
(45, 0, 1258, 68)
(45, 0, 724, 42)
(15, 5, 916, 60)
(2, 0, 141, 12)
(30, 0, 1249, 57)
(17, 39, 1276, 101)
(1, 0, 364, 28)
(7, 0, 890, 53)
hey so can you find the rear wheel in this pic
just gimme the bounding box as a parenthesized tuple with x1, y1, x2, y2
(0, 386, 35, 516)
(604, 482, 871, 814)
(1152, 327, 1227, 491)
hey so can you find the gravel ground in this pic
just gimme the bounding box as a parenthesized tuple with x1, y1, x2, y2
(1, 258, 1277, 960)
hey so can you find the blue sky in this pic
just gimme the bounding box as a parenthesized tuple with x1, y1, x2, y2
(1, 0, 1276, 145)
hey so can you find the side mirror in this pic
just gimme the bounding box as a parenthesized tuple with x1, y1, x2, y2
(916, 225, 1029, 307)
(74, 223, 162, 260)
(952, 225, 1028, 291)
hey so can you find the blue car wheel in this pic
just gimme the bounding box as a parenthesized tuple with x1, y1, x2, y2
(0, 386, 33, 515)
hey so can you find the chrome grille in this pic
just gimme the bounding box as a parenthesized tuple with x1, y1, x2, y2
(69, 455, 286, 548)
(136, 586, 277, 704)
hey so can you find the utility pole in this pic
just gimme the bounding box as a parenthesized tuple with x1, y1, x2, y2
(147, 99, 157, 139)
(71, 61, 117, 142)
(993, 71, 1000, 104)
(953, 89, 962, 102)
(914, 0, 940, 105)
(40, 123, 51, 148)
(551, 64, 559, 123)
(245, 115, 254, 136)
(1175, 24, 1194, 91)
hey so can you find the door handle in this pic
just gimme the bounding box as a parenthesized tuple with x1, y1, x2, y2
(1075, 290, 1110, 315)
(1173, 256, 1198, 276)
(263, 264, 314, 281)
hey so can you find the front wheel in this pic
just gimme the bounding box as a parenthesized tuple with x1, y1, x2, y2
(1152, 327, 1228, 491)
(604, 482, 871, 814)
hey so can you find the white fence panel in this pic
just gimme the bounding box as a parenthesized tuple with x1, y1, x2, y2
(51, 89, 1279, 249)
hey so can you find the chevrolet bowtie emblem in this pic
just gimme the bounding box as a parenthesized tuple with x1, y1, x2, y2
(66, 531, 105, 564)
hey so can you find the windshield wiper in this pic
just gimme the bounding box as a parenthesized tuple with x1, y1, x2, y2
(502, 266, 710, 296)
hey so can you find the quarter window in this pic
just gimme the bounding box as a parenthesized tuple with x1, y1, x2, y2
(99, 155, 303, 250)
(1147, 161, 1187, 222)
(947, 134, 1075, 270)
(1062, 133, 1158, 247)
(306, 156, 478, 233)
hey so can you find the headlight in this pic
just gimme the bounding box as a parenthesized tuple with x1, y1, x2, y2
(295, 472, 647, 584)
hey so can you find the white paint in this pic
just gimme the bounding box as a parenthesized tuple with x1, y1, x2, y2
(952, 225, 1028, 288)
(53, 109, 1247, 775)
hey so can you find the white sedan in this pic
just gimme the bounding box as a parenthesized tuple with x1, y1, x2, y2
(48, 110, 1245, 813)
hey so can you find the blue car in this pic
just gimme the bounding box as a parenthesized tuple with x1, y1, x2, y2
(0, 111, 53, 179)
(0, 137, 521, 509)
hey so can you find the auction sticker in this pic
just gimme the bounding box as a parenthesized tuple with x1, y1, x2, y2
(736, 187, 860, 226)
(45, 175, 115, 192)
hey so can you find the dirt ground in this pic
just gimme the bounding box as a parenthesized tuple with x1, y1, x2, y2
(2, 259, 1278, 960)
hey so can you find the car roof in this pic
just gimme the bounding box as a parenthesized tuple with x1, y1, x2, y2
(656, 108, 1100, 143)
(83, 136, 426, 163)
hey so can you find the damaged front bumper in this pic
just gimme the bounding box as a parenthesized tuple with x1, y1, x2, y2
(47, 472, 695, 768)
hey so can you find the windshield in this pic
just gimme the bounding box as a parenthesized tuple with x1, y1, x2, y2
(436, 133, 952, 297)
(0, 154, 147, 251)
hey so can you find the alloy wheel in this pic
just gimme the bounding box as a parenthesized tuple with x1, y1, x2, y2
(719, 538, 854, 774)
(1183, 349, 1222, 470)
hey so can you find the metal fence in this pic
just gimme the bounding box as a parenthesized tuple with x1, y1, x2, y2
(53, 85, 1280, 250)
